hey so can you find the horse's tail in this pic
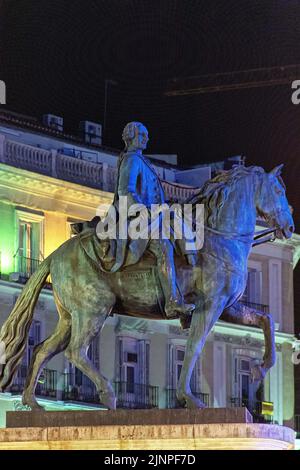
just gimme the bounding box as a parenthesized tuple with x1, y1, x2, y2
(0, 255, 52, 391)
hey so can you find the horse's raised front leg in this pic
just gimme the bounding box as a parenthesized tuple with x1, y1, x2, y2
(221, 302, 276, 381)
(177, 297, 226, 409)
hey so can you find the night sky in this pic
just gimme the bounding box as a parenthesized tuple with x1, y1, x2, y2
(1, 0, 300, 227)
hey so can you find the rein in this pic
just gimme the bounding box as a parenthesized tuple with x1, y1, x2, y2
(204, 225, 277, 247)
(252, 227, 277, 247)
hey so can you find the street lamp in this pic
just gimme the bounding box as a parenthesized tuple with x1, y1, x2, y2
(103, 79, 118, 145)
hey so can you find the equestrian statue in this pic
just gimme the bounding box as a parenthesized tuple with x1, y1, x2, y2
(0, 122, 294, 411)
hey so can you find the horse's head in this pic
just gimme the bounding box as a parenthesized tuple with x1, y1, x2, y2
(256, 165, 294, 240)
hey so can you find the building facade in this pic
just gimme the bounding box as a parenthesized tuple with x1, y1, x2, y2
(0, 110, 299, 432)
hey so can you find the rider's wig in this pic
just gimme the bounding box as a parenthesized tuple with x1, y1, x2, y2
(122, 121, 145, 148)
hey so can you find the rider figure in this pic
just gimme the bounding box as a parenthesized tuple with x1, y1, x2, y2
(112, 121, 195, 320)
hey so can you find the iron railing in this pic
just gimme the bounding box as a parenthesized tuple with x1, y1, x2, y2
(9, 365, 27, 393)
(62, 372, 99, 404)
(1, 138, 198, 199)
(230, 397, 274, 423)
(10, 253, 52, 287)
(166, 389, 210, 409)
(114, 382, 159, 409)
(10, 366, 57, 399)
(36, 369, 57, 398)
(14, 255, 41, 279)
(240, 300, 269, 313)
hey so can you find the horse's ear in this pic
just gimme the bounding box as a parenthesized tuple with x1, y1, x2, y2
(270, 164, 284, 176)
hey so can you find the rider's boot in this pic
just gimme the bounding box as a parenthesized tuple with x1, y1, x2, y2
(148, 239, 195, 325)
(165, 296, 195, 319)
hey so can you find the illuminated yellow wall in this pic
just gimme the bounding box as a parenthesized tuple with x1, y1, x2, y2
(44, 212, 70, 258)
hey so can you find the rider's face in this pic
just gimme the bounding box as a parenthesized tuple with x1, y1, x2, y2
(129, 126, 149, 151)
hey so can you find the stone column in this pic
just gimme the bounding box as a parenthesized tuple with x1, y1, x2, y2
(282, 342, 295, 429)
(51, 149, 57, 178)
(102, 162, 109, 192)
(0, 134, 6, 163)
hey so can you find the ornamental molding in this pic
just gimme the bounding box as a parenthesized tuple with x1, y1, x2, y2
(115, 317, 152, 335)
(214, 332, 262, 348)
(0, 163, 113, 218)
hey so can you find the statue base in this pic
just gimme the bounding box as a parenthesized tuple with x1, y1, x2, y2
(1, 408, 294, 450)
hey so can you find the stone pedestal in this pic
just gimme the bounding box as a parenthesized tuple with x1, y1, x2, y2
(1, 408, 294, 450)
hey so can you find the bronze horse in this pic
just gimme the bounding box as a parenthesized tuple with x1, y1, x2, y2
(0, 165, 294, 410)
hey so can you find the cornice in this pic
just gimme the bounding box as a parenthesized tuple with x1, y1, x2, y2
(0, 163, 113, 217)
(214, 320, 295, 345)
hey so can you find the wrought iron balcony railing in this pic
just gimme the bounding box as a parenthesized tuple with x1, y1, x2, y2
(14, 255, 41, 279)
(239, 300, 269, 314)
(10, 366, 57, 399)
(9, 252, 52, 287)
(0, 138, 198, 200)
(229, 397, 274, 423)
(62, 373, 99, 404)
(166, 389, 210, 409)
(36, 369, 57, 398)
(114, 381, 159, 409)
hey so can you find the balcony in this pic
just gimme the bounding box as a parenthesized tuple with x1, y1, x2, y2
(0, 138, 197, 199)
(114, 382, 159, 409)
(1, 139, 111, 191)
(239, 299, 269, 314)
(230, 397, 274, 423)
(9, 366, 57, 399)
(161, 181, 199, 203)
(13, 255, 41, 280)
(8, 254, 52, 288)
(166, 389, 210, 409)
(62, 373, 99, 404)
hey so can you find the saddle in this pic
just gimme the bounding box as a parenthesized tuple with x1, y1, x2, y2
(75, 223, 196, 328)
(72, 216, 197, 273)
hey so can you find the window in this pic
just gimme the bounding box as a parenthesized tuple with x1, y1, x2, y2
(241, 359, 250, 372)
(127, 352, 138, 363)
(117, 336, 149, 388)
(119, 338, 139, 393)
(126, 366, 135, 393)
(15, 210, 44, 276)
(268, 260, 282, 327)
(176, 349, 185, 362)
(233, 356, 254, 406)
(243, 268, 262, 305)
(175, 346, 185, 383)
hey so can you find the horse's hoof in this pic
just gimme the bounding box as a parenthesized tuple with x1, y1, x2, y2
(177, 393, 207, 409)
(22, 397, 44, 411)
(186, 397, 207, 409)
(99, 391, 116, 410)
(251, 364, 266, 382)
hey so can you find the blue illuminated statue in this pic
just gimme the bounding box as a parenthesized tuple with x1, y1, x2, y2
(107, 121, 195, 320)
(0, 122, 294, 411)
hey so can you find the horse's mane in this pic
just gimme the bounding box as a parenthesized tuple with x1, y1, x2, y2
(187, 165, 265, 227)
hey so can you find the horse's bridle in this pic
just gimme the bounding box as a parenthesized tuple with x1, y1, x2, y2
(204, 175, 289, 247)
